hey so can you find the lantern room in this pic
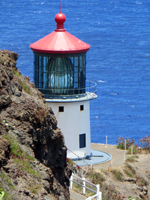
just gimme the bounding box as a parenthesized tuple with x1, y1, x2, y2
(30, 10, 97, 159)
(30, 11, 91, 98)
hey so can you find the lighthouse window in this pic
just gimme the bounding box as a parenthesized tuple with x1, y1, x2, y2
(79, 134, 86, 148)
(59, 106, 64, 112)
(33, 53, 86, 96)
(80, 105, 84, 111)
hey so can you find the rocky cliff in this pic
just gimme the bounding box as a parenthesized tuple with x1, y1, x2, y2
(0, 50, 72, 200)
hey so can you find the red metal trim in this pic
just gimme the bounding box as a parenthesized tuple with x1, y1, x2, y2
(30, 48, 90, 54)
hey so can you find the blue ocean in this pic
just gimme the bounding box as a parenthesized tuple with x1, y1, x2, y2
(1, 0, 150, 145)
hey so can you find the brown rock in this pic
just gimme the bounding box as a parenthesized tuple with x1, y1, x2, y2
(143, 186, 148, 195)
(124, 177, 137, 183)
(0, 136, 10, 167)
(139, 192, 145, 198)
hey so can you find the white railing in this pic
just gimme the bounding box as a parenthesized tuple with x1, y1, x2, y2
(70, 174, 102, 200)
(39, 80, 97, 99)
(67, 148, 92, 177)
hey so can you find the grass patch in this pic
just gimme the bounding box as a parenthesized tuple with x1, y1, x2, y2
(111, 169, 124, 181)
(0, 172, 15, 190)
(13, 68, 20, 77)
(72, 182, 82, 194)
(123, 169, 134, 178)
(13, 68, 31, 95)
(101, 183, 124, 200)
(126, 155, 138, 163)
(5, 134, 34, 160)
(0, 58, 4, 65)
(72, 181, 95, 197)
(125, 163, 136, 175)
(0, 172, 15, 200)
(0, 188, 12, 200)
(14, 158, 41, 178)
(138, 177, 148, 186)
(28, 183, 42, 194)
(18, 79, 31, 95)
(87, 169, 106, 184)
(5, 133, 41, 178)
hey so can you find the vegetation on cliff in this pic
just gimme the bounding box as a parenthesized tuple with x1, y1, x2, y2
(0, 50, 72, 200)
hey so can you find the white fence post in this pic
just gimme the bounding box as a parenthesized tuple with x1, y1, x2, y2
(96, 184, 100, 200)
(82, 177, 86, 194)
(91, 160, 92, 169)
(131, 145, 133, 155)
(70, 175, 73, 190)
(99, 192, 102, 200)
(71, 174, 102, 200)
(123, 152, 125, 162)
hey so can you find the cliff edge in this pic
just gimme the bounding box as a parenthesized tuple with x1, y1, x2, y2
(0, 50, 72, 200)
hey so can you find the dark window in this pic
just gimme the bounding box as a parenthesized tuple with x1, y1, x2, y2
(79, 134, 86, 148)
(80, 105, 84, 111)
(59, 106, 64, 112)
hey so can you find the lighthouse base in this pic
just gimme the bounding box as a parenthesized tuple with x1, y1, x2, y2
(46, 99, 91, 158)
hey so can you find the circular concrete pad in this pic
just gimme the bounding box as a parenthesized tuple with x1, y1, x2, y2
(72, 149, 112, 166)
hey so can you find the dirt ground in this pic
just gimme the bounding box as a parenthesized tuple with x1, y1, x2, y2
(91, 143, 150, 200)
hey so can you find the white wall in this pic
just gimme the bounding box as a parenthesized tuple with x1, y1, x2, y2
(46, 100, 91, 158)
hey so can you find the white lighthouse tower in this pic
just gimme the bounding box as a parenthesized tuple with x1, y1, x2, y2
(30, 10, 97, 159)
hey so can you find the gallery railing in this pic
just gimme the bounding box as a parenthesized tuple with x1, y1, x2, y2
(38, 80, 97, 99)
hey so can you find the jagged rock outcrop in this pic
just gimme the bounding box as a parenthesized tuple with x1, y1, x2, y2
(0, 50, 72, 200)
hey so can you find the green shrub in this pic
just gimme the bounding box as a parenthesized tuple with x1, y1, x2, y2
(127, 145, 139, 154)
(117, 137, 135, 150)
(139, 136, 150, 152)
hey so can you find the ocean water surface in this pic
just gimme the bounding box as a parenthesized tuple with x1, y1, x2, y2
(0, 0, 150, 145)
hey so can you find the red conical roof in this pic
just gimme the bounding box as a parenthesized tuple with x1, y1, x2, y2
(30, 11, 90, 54)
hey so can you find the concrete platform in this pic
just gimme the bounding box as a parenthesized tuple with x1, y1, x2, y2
(71, 149, 112, 166)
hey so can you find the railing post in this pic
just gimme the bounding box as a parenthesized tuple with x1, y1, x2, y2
(96, 184, 100, 200)
(82, 177, 86, 194)
(131, 145, 133, 155)
(98, 192, 102, 200)
(70, 175, 73, 190)
(91, 160, 92, 169)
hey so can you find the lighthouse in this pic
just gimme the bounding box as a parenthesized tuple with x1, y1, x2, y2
(30, 10, 97, 159)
